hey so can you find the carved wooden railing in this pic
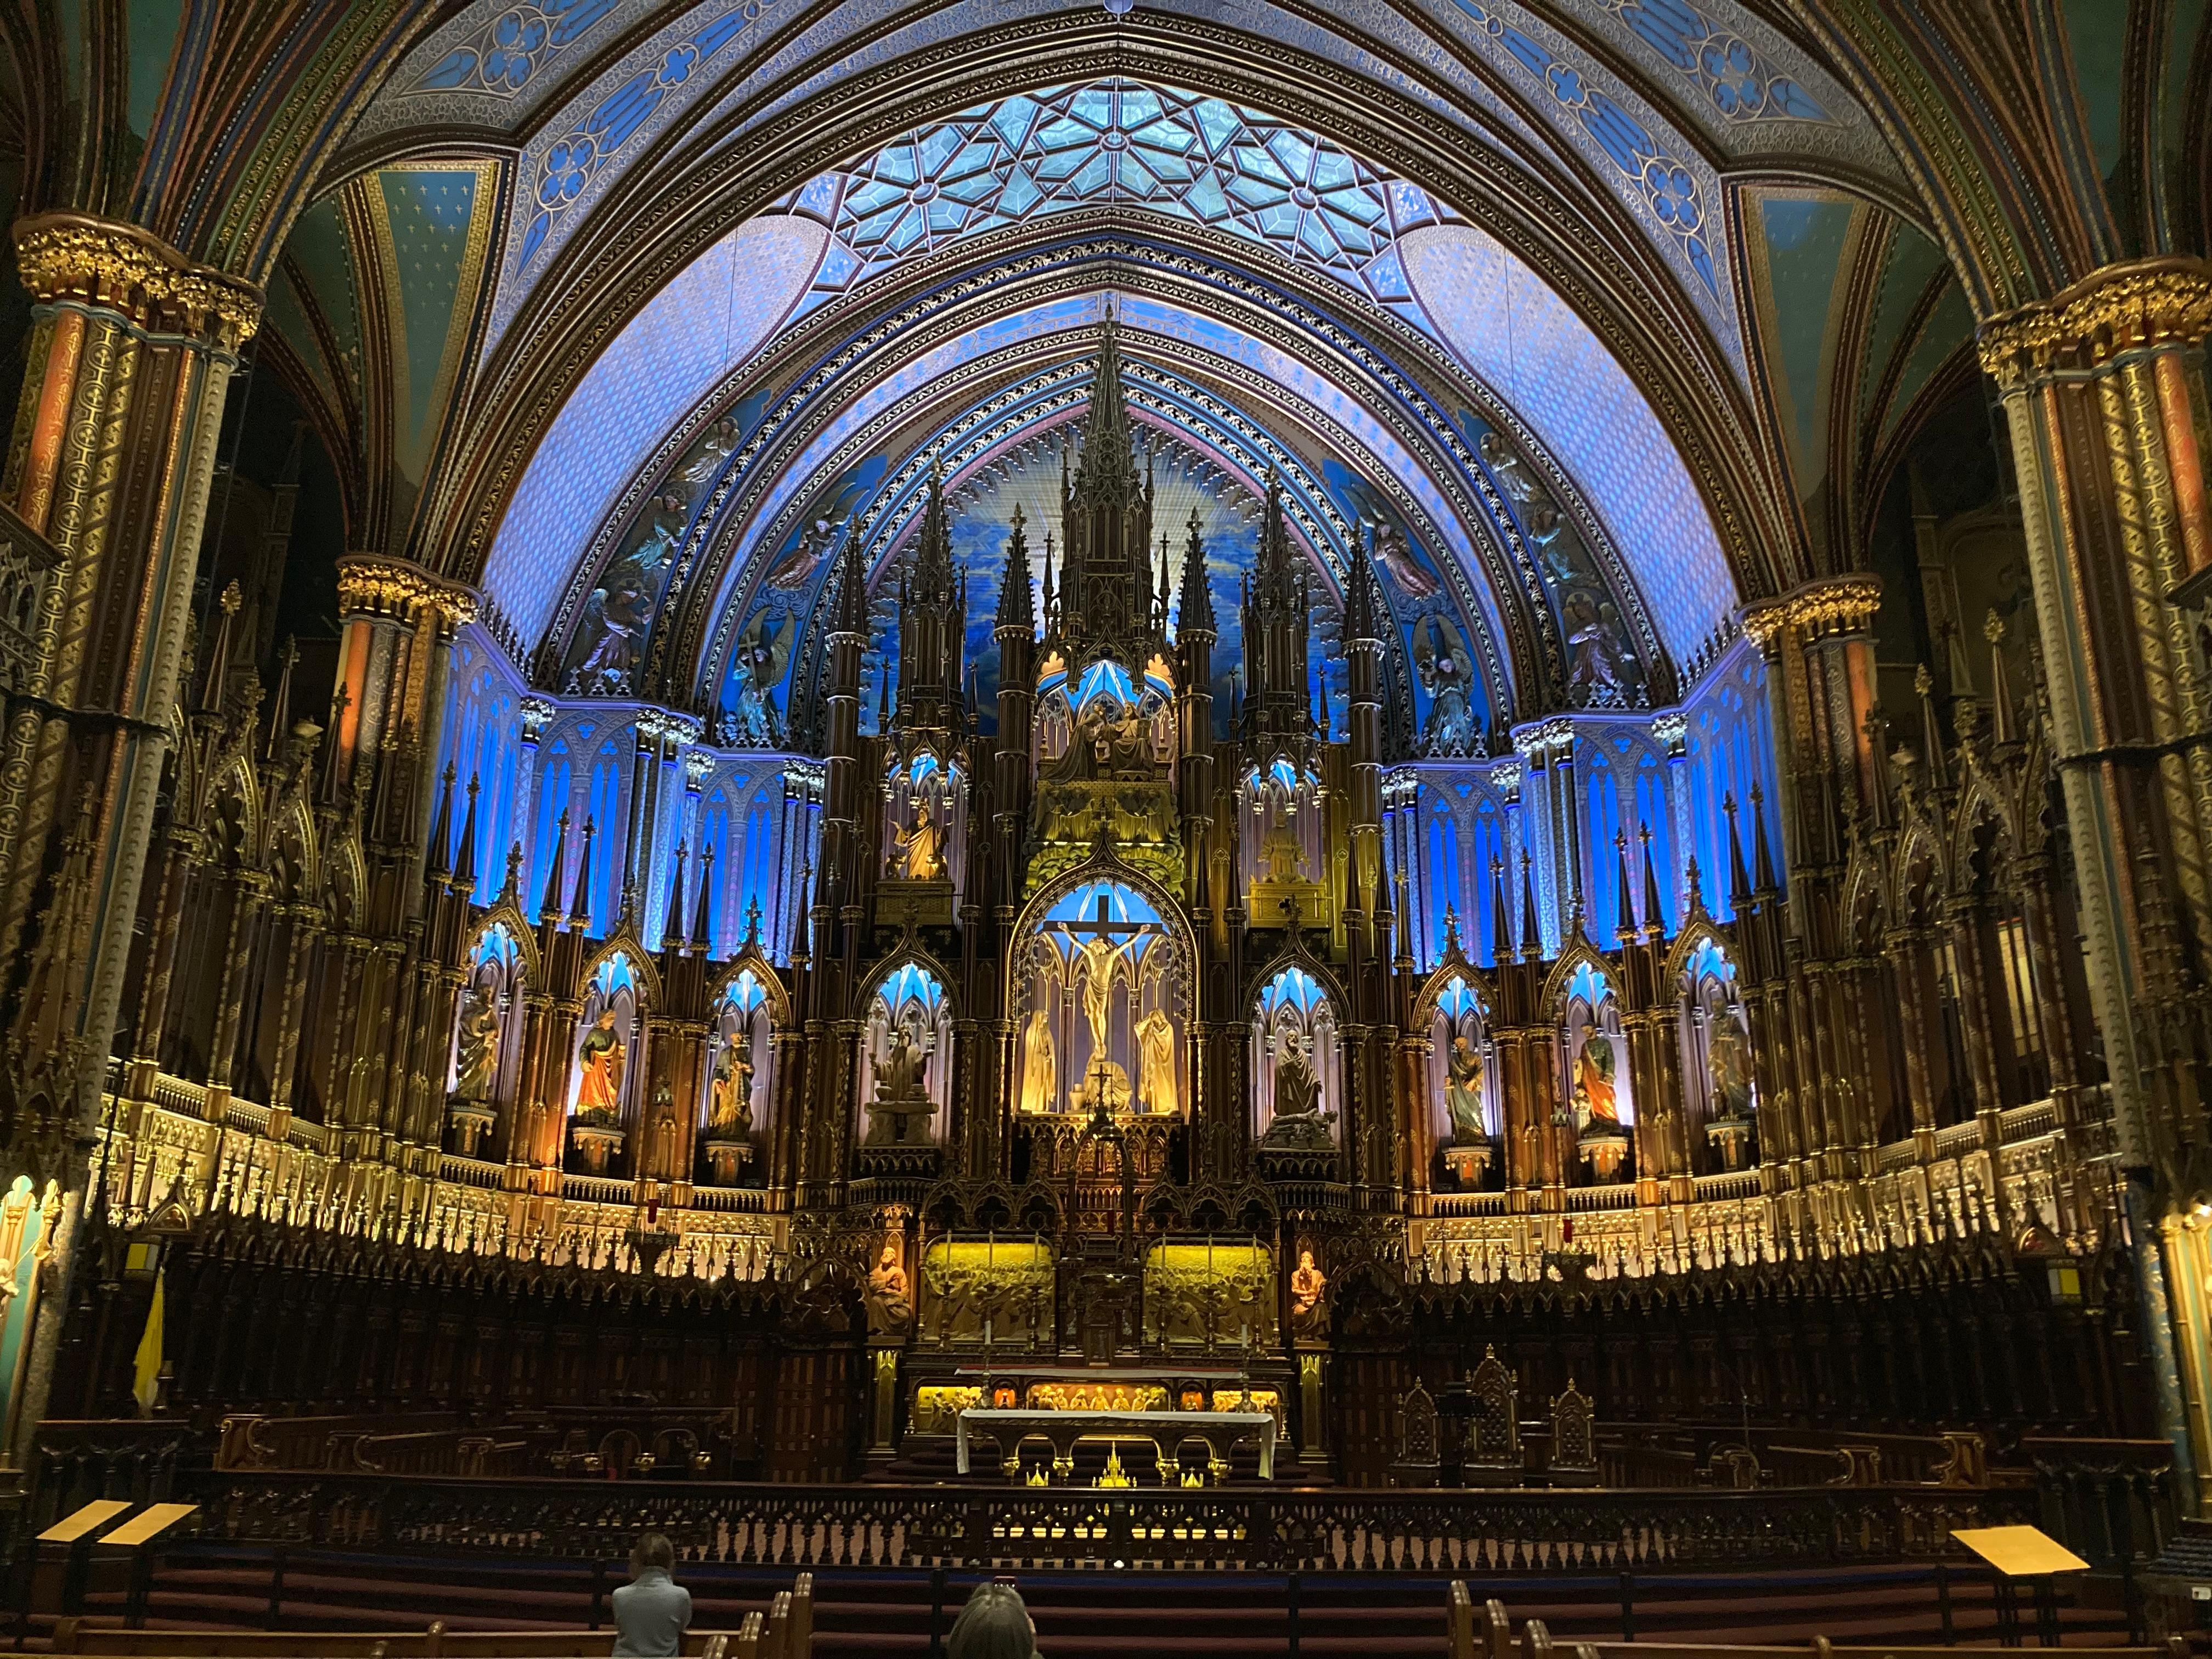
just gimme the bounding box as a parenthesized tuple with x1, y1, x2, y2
(183, 1470, 2036, 1572)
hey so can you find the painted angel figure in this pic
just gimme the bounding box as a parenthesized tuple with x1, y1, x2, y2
(1369, 521, 1438, 599)
(1414, 614, 1479, 755)
(727, 608, 793, 744)
(1565, 591, 1627, 703)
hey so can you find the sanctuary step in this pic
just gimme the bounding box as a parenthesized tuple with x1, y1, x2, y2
(31, 1547, 2135, 1657)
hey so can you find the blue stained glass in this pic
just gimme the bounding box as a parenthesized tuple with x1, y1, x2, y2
(1000, 170, 1042, 215)
(990, 100, 1037, 150)
(943, 169, 998, 206)
(1259, 966, 1330, 1017)
(1121, 87, 1164, 125)
(1069, 87, 1116, 127)
(1257, 202, 1301, 238)
(927, 200, 965, 234)
(1195, 101, 1240, 151)
(1069, 151, 1113, 195)
(1185, 173, 1231, 217)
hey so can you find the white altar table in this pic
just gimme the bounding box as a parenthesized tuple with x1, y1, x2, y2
(955, 1407, 1277, 1484)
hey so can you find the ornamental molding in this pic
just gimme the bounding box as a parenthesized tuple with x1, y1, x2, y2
(336, 556, 481, 624)
(14, 212, 263, 349)
(1737, 575, 1881, 646)
(1977, 257, 2212, 388)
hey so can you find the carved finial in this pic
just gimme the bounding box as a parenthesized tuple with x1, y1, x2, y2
(219, 580, 242, 616)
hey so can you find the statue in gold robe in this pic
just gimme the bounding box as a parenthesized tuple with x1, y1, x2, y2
(707, 1030, 754, 1137)
(575, 1007, 625, 1119)
(1136, 1007, 1177, 1115)
(1446, 1034, 1485, 1144)
(1708, 1008, 1752, 1115)
(891, 794, 945, 879)
(1019, 1006, 1057, 1113)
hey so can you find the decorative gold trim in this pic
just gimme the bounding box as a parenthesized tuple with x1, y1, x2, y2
(1739, 576, 1882, 645)
(1978, 257, 2212, 387)
(335, 555, 479, 624)
(13, 213, 262, 350)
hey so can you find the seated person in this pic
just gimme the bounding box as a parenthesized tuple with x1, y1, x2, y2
(611, 1533, 691, 1658)
(948, 1580, 1043, 1659)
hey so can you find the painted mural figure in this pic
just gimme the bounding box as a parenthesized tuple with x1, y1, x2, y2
(1565, 591, 1628, 703)
(1573, 1031, 1620, 1130)
(1136, 1007, 1177, 1116)
(571, 572, 648, 696)
(1370, 522, 1438, 600)
(1019, 1006, 1058, 1114)
(575, 1006, 626, 1120)
(1446, 1034, 1486, 1144)
(708, 1031, 754, 1137)
(893, 793, 946, 880)
(452, 986, 501, 1102)
(1415, 614, 1479, 755)
(1708, 1008, 1753, 1116)
(727, 609, 793, 744)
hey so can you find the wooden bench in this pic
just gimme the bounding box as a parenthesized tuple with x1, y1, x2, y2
(51, 1571, 813, 1659)
(1446, 1584, 2188, 1659)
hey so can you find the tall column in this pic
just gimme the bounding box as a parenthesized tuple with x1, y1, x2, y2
(0, 212, 257, 1460)
(1979, 257, 2212, 1505)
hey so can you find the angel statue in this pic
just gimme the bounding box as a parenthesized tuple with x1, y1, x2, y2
(1414, 614, 1479, 755)
(452, 984, 501, 1102)
(727, 608, 793, 744)
(1445, 1033, 1485, 1145)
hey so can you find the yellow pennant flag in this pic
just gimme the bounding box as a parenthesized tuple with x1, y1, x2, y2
(131, 1272, 164, 1418)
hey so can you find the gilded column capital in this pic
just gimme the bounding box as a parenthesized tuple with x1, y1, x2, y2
(1738, 575, 1882, 645)
(13, 211, 262, 350)
(1978, 256, 2212, 387)
(336, 556, 479, 625)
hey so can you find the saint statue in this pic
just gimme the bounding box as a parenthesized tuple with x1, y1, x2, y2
(1446, 1034, 1485, 1144)
(1708, 1007, 1752, 1116)
(1290, 1247, 1329, 1332)
(707, 1030, 754, 1138)
(877, 1026, 927, 1101)
(1259, 812, 1305, 883)
(575, 1006, 625, 1120)
(1273, 1030, 1323, 1122)
(453, 986, 501, 1102)
(891, 793, 945, 880)
(865, 1240, 913, 1336)
(1136, 1008, 1177, 1116)
(866, 1025, 935, 1145)
(1019, 1006, 1058, 1114)
(1575, 1030, 1621, 1130)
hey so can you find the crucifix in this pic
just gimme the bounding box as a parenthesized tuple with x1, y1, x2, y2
(1051, 893, 1165, 1115)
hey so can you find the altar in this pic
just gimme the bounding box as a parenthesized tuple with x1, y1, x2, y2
(956, 1406, 1277, 1485)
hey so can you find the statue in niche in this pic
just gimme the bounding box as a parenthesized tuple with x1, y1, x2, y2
(1708, 1007, 1753, 1117)
(708, 1030, 754, 1138)
(1370, 522, 1438, 600)
(1290, 1247, 1329, 1335)
(574, 1006, 626, 1123)
(1446, 1034, 1486, 1145)
(1259, 810, 1306, 883)
(649, 1082, 680, 1177)
(453, 985, 501, 1102)
(866, 1025, 935, 1144)
(1414, 614, 1480, 755)
(1565, 590, 1630, 704)
(865, 1239, 913, 1336)
(1136, 1007, 1177, 1116)
(726, 608, 793, 745)
(1019, 1006, 1058, 1114)
(1263, 1030, 1334, 1148)
(891, 792, 945, 880)
(1573, 1031, 1621, 1132)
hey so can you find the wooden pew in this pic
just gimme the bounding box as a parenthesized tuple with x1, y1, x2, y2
(1444, 1590, 2190, 1659)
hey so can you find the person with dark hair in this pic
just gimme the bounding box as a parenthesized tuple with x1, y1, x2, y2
(947, 1581, 1043, 1659)
(611, 1533, 691, 1658)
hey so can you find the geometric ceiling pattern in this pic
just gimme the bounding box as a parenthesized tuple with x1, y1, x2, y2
(783, 82, 1453, 333)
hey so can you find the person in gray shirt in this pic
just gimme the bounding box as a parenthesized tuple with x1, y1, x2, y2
(611, 1534, 691, 1658)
